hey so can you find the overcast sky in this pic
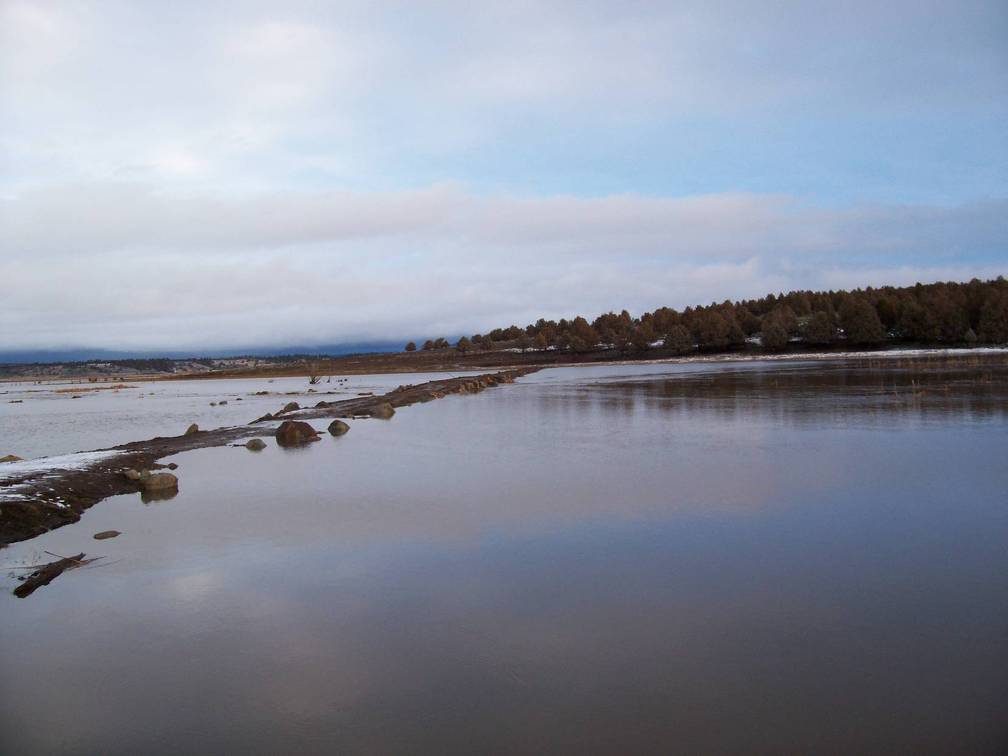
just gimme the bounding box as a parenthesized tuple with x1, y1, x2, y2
(2, 0, 1006, 350)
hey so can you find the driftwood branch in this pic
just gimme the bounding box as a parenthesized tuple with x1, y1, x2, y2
(13, 553, 86, 598)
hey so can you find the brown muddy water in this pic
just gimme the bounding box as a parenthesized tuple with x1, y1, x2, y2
(2, 355, 1008, 754)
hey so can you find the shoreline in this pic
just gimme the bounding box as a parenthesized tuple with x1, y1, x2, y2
(0, 367, 536, 546)
(4, 347, 1006, 546)
(3, 345, 1007, 387)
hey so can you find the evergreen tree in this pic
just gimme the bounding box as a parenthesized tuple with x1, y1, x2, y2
(839, 296, 885, 344)
(665, 325, 693, 355)
(761, 318, 789, 351)
(803, 311, 837, 345)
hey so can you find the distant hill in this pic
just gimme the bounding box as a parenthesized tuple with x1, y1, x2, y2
(0, 342, 406, 365)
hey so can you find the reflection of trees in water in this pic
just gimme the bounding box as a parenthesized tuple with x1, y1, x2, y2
(531, 356, 1008, 428)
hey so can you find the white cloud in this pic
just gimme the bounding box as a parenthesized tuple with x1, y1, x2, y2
(0, 1, 1004, 351)
(0, 182, 1003, 350)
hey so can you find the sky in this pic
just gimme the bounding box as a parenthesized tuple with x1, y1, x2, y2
(1, 0, 1006, 351)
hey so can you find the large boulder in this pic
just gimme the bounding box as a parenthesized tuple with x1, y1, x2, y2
(275, 420, 320, 447)
(140, 470, 179, 491)
(328, 420, 350, 436)
(245, 438, 267, 451)
(184, 423, 199, 435)
(368, 402, 395, 419)
(0, 454, 23, 463)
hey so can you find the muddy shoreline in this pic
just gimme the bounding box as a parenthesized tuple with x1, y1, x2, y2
(0, 367, 536, 546)
(5, 345, 1005, 387)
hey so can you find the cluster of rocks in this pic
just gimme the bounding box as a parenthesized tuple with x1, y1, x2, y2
(238, 418, 349, 450)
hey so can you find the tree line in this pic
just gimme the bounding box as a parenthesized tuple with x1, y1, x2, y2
(408, 277, 1008, 356)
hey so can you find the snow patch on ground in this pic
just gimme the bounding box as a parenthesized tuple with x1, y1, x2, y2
(0, 450, 125, 483)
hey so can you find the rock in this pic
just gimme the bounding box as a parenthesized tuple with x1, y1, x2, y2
(253, 412, 274, 423)
(368, 402, 396, 419)
(210, 402, 217, 406)
(122, 468, 141, 480)
(219, 400, 228, 405)
(167, 462, 178, 470)
(245, 438, 267, 451)
(0, 454, 24, 463)
(93, 530, 120, 540)
(328, 420, 350, 436)
(275, 420, 320, 447)
(140, 471, 179, 491)
(280, 401, 300, 414)
(185, 423, 199, 435)
(315, 400, 330, 408)
(235, 397, 243, 401)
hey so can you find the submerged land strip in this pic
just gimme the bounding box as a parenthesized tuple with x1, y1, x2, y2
(0, 367, 535, 547)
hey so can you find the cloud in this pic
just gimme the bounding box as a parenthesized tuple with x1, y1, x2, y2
(0, 1, 1004, 350)
(1, 1, 1005, 193)
(0, 182, 1003, 350)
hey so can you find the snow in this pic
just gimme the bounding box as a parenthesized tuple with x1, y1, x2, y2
(0, 450, 125, 483)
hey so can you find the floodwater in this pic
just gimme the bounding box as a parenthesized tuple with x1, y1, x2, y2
(2, 355, 1008, 754)
(0, 370, 486, 459)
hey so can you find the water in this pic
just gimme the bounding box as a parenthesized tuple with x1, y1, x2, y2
(2, 356, 1007, 754)
(0, 370, 485, 459)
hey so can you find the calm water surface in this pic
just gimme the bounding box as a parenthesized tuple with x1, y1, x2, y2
(2, 356, 1007, 754)
(0, 370, 486, 459)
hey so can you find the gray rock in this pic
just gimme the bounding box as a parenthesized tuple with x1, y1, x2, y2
(123, 468, 141, 481)
(185, 423, 199, 435)
(280, 401, 300, 414)
(245, 438, 267, 451)
(94, 530, 120, 540)
(328, 420, 350, 436)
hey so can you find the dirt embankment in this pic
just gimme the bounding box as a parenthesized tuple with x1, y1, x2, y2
(0, 367, 536, 546)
